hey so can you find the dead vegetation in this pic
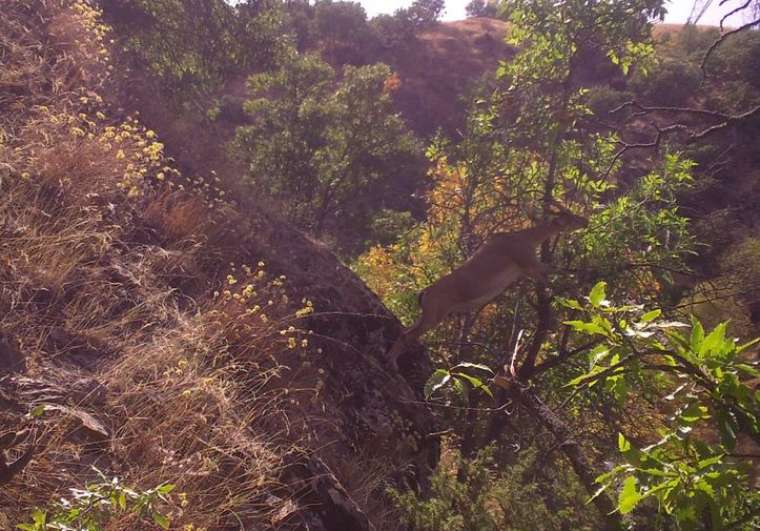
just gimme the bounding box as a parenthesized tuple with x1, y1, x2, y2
(0, 2, 439, 529)
(0, 1, 302, 527)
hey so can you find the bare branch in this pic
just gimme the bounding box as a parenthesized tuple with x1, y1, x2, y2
(603, 99, 760, 175)
(720, 0, 753, 30)
(702, 15, 760, 75)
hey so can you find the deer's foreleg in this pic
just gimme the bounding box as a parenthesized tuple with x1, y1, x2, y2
(387, 293, 448, 369)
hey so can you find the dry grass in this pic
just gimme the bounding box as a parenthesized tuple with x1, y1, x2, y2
(0, 1, 307, 528)
(0, 2, 417, 528)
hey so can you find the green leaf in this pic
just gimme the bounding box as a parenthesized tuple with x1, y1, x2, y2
(564, 320, 608, 336)
(157, 483, 176, 495)
(700, 322, 728, 358)
(589, 345, 611, 370)
(697, 456, 723, 469)
(565, 365, 605, 387)
(737, 337, 760, 354)
(618, 476, 642, 514)
(453, 372, 494, 398)
(153, 513, 171, 530)
(736, 364, 760, 378)
(424, 369, 451, 400)
(558, 297, 583, 310)
(640, 309, 661, 324)
(618, 433, 631, 453)
(588, 281, 607, 307)
(450, 362, 494, 376)
(29, 404, 46, 418)
(716, 412, 737, 450)
(31, 509, 46, 526)
(680, 403, 709, 424)
(450, 377, 469, 404)
(690, 317, 704, 355)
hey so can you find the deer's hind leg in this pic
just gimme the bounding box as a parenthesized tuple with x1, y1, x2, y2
(387, 293, 449, 369)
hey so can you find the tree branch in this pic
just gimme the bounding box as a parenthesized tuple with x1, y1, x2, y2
(702, 15, 760, 75)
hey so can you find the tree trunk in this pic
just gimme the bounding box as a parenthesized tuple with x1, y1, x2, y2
(514, 386, 621, 530)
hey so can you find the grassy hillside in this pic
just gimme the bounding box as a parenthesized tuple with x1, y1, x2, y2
(391, 17, 512, 137)
(0, 2, 435, 528)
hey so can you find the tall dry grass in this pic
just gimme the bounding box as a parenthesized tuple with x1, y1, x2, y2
(0, 1, 317, 527)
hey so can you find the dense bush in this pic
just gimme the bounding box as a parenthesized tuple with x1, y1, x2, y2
(630, 58, 701, 106)
(234, 53, 423, 253)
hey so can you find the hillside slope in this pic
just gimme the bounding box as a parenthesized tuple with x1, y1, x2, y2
(392, 17, 512, 137)
(0, 2, 436, 528)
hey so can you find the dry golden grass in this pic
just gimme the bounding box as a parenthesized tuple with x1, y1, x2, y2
(0, 2, 416, 528)
(0, 1, 311, 528)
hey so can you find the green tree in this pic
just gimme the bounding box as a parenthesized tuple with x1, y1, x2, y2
(564, 283, 760, 529)
(100, 0, 287, 117)
(234, 52, 422, 253)
(466, 0, 500, 18)
(313, 1, 376, 64)
(354, 0, 760, 527)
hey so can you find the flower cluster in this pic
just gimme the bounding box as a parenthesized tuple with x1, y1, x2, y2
(210, 262, 317, 361)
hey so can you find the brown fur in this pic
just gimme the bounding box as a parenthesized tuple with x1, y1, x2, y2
(387, 211, 588, 367)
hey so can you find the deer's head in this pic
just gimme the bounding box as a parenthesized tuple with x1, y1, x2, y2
(548, 201, 588, 232)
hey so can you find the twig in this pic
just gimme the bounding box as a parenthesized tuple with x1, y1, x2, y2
(702, 16, 760, 75)
(720, 0, 753, 30)
(401, 398, 514, 414)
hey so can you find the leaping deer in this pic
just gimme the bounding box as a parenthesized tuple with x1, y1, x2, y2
(387, 202, 588, 368)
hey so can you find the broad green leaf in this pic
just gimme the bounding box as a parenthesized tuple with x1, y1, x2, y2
(451, 377, 469, 404)
(424, 369, 451, 400)
(589, 345, 611, 370)
(618, 433, 643, 466)
(618, 433, 631, 453)
(640, 309, 661, 324)
(153, 513, 171, 530)
(157, 483, 176, 495)
(697, 456, 723, 469)
(690, 317, 704, 355)
(564, 320, 608, 336)
(453, 372, 494, 398)
(700, 323, 728, 358)
(558, 297, 583, 310)
(588, 281, 607, 307)
(618, 476, 642, 514)
(450, 362, 494, 375)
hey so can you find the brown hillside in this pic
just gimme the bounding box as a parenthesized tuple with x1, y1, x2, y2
(0, 2, 436, 528)
(651, 22, 720, 38)
(392, 18, 512, 137)
(392, 19, 725, 137)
